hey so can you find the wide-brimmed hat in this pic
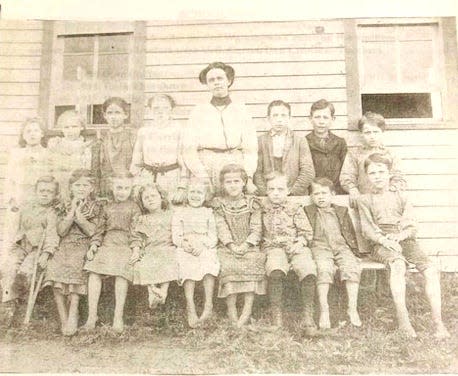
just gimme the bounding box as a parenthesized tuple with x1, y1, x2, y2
(198, 62, 235, 86)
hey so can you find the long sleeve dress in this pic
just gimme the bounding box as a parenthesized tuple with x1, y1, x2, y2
(131, 210, 179, 285)
(172, 206, 220, 283)
(213, 195, 266, 298)
(84, 199, 141, 281)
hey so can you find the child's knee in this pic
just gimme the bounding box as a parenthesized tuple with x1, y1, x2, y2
(389, 259, 406, 274)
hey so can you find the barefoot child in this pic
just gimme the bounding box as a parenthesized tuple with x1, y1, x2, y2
(44, 169, 100, 335)
(172, 180, 220, 328)
(0, 176, 59, 320)
(83, 172, 141, 333)
(357, 153, 450, 338)
(305, 178, 362, 329)
(262, 172, 318, 335)
(130, 184, 178, 309)
(213, 164, 266, 327)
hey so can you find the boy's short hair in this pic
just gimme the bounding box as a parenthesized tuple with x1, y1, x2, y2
(310, 177, 335, 193)
(102, 97, 130, 114)
(364, 153, 392, 172)
(57, 110, 86, 129)
(35, 175, 59, 195)
(219, 164, 248, 185)
(147, 94, 176, 109)
(358, 111, 386, 132)
(310, 99, 335, 117)
(265, 171, 288, 185)
(267, 100, 291, 116)
(110, 171, 134, 182)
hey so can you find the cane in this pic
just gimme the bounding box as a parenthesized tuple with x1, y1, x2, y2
(23, 232, 46, 325)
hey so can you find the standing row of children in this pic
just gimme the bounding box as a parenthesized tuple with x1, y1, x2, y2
(0, 95, 450, 339)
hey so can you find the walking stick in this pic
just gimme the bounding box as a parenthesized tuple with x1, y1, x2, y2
(23, 232, 46, 325)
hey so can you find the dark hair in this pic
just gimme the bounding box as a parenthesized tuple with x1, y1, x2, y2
(310, 177, 335, 193)
(267, 100, 291, 117)
(265, 171, 288, 185)
(147, 94, 176, 109)
(310, 99, 335, 117)
(18, 117, 45, 147)
(35, 175, 59, 195)
(102, 97, 129, 114)
(364, 153, 392, 172)
(68, 169, 96, 198)
(57, 110, 86, 129)
(358, 111, 386, 132)
(219, 164, 248, 191)
(138, 184, 169, 212)
(199, 62, 235, 87)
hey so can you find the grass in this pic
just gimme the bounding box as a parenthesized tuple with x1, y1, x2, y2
(0, 272, 457, 373)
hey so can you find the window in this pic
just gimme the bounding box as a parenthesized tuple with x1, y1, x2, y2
(357, 23, 444, 121)
(47, 23, 141, 129)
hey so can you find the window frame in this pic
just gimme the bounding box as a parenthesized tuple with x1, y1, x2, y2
(344, 17, 458, 130)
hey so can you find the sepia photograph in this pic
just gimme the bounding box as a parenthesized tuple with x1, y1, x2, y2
(0, 0, 457, 373)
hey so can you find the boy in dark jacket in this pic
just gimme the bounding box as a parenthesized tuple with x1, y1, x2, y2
(304, 177, 362, 329)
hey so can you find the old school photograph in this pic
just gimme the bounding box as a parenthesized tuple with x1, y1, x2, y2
(0, 1, 457, 373)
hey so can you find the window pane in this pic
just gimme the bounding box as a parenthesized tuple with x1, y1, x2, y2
(361, 41, 397, 87)
(98, 34, 130, 53)
(398, 25, 433, 41)
(400, 40, 434, 85)
(63, 36, 95, 53)
(361, 93, 432, 118)
(54, 105, 76, 126)
(91, 103, 131, 125)
(359, 26, 396, 42)
(98, 54, 129, 79)
(63, 54, 93, 80)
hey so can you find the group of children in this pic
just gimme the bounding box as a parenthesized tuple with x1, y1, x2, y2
(0, 95, 450, 340)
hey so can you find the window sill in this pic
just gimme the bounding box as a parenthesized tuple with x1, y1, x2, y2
(384, 119, 458, 130)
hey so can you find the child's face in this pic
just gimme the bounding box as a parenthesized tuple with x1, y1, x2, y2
(112, 178, 132, 202)
(310, 107, 334, 136)
(23, 122, 43, 146)
(266, 176, 288, 205)
(148, 96, 172, 125)
(71, 177, 94, 200)
(223, 172, 245, 198)
(366, 162, 390, 190)
(361, 123, 383, 148)
(60, 116, 82, 140)
(141, 187, 162, 212)
(268, 105, 290, 134)
(104, 103, 128, 129)
(36, 182, 57, 206)
(310, 183, 333, 208)
(206, 68, 229, 98)
(187, 184, 206, 208)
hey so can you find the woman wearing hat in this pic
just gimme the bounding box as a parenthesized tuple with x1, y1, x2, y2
(181, 62, 258, 194)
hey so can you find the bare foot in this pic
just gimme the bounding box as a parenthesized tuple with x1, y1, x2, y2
(112, 319, 124, 333)
(347, 309, 362, 327)
(199, 305, 213, 323)
(81, 319, 97, 331)
(319, 311, 331, 329)
(187, 313, 199, 329)
(434, 322, 450, 339)
(398, 323, 417, 338)
(236, 313, 251, 328)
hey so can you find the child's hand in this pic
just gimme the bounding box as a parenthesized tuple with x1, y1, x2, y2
(75, 204, 86, 223)
(69, 198, 80, 217)
(38, 253, 50, 269)
(86, 245, 98, 261)
(381, 237, 402, 253)
(386, 233, 403, 243)
(129, 247, 141, 265)
(237, 242, 250, 255)
(348, 188, 360, 208)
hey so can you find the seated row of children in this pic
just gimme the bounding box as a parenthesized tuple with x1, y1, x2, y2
(0, 155, 450, 339)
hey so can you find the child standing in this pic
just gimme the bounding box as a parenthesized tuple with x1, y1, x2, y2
(48, 111, 92, 200)
(306, 99, 347, 194)
(357, 154, 450, 338)
(213, 164, 266, 327)
(254, 100, 315, 196)
(305, 178, 362, 329)
(95, 97, 135, 197)
(172, 180, 220, 328)
(340, 112, 406, 207)
(0, 176, 59, 318)
(83, 172, 141, 333)
(130, 184, 178, 309)
(44, 169, 100, 336)
(261, 172, 318, 335)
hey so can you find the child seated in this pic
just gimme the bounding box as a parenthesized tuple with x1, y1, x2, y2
(0, 176, 59, 320)
(357, 153, 450, 338)
(261, 172, 318, 336)
(304, 178, 362, 329)
(340, 112, 406, 207)
(306, 99, 347, 194)
(254, 100, 314, 195)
